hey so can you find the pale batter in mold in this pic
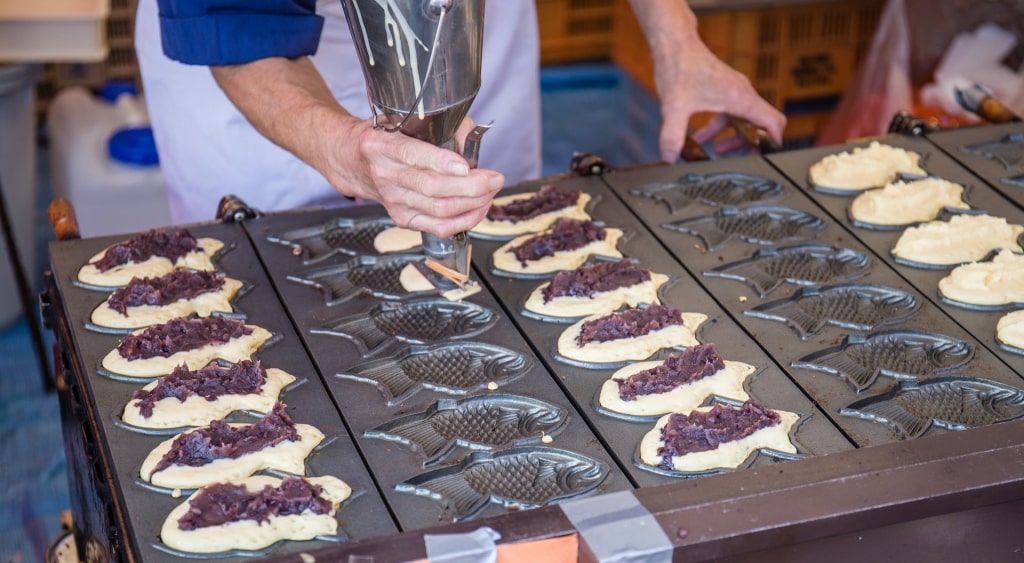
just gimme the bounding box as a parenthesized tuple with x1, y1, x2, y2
(598, 359, 754, 417)
(141, 422, 325, 489)
(997, 310, 1024, 350)
(102, 324, 274, 378)
(639, 408, 800, 472)
(493, 229, 624, 275)
(373, 227, 421, 253)
(809, 142, 926, 191)
(472, 191, 592, 237)
(524, 271, 669, 319)
(849, 178, 969, 226)
(938, 250, 1024, 306)
(77, 238, 224, 287)
(160, 475, 352, 554)
(121, 367, 296, 429)
(557, 311, 708, 364)
(891, 214, 1024, 266)
(398, 263, 482, 300)
(90, 278, 244, 329)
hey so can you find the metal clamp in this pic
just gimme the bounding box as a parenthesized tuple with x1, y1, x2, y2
(570, 152, 614, 176)
(216, 195, 262, 223)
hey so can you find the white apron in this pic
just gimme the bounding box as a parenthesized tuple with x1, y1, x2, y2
(135, 0, 542, 223)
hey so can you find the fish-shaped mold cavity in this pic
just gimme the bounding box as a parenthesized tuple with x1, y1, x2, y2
(630, 172, 783, 214)
(287, 254, 422, 305)
(313, 298, 498, 356)
(744, 284, 920, 339)
(792, 330, 975, 392)
(704, 244, 870, 297)
(365, 394, 567, 464)
(336, 342, 533, 405)
(1003, 173, 1024, 188)
(960, 133, 1024, 171)
(397, 446, 607, 521)
(841, 377, 1024, 439)
(662, 205, 825, 251)
(268, 217, 418, 263)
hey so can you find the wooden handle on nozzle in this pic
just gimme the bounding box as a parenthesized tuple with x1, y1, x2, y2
(48, 198, 81, 241)
(978, 97, 1020, 124)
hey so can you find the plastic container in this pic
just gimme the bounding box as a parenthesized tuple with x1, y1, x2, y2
(0, 63, 40, 330)
(47, 84, 170, 238)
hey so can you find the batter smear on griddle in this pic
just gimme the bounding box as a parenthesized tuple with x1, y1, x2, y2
(510, 219, 606, 266)
(658, 400, 780, 468)
(488, 185, 581, 223)
(117, 317, 253, 361)
(152, 403, 298, 475)
(577, 305, 684, 346)
(177, 477, 331, 531)
(543, 261, 651, 302)
(618, 343, 725, 400)
(131, 360, 267, 417)
(94, 229, 200, 272)
(107, 270, 225, 315)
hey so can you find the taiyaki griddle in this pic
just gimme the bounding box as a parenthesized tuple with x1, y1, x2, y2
(604, 154, 1023, 447)
(465, 176, 852, 481)
(244, 206, 628, 529)
(44, 223, 393, 562)
(926, 121, 1024, 209)
(44, 180, 1024, 562)
(767, 135, 1024, 377)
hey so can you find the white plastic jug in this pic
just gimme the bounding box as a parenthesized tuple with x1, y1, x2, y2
(47, 84, 171, 238)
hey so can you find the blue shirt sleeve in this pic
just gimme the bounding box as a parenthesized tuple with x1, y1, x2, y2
(157, 0, 325, 65)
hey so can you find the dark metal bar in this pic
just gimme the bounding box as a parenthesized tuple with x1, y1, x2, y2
(0, 172, 53, 390)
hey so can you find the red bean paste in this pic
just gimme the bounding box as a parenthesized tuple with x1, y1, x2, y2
(117, 317, 253, 361)
(657, 400, 781, 468)
(576, 305, 683, 347)
(510, 219, 606, 267)
(130, 360, 267, 418)
(618, 343, 725, 401)
(107, 270, 225, 315)
(93, 228, 200, 272)
(487, 185, 580, 223)
(177, 477, 332, 531)
(543, 261, 651, 303)
(151, 403, 298, 474)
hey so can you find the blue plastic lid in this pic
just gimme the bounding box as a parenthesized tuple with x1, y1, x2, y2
(98, 80, 137, 103)
(108, 126, 160, 166)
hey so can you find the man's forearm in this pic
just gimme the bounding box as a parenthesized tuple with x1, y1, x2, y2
(211, 57, 359, 196)
(624, 0, 786, 153)
(626, 1, 704, 68)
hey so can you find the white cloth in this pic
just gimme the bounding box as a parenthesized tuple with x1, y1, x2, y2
(135, 0, 542, 223)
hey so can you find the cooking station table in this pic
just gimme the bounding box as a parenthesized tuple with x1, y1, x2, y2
(42, 124, 1024, 562)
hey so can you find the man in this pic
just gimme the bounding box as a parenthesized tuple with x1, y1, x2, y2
(136, 1, 784, 236)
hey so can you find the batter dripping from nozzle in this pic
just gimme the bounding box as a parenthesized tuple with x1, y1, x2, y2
(342, 0, 487, 292)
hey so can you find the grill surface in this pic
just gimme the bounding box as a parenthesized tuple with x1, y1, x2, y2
(43, 124, 1024, 561)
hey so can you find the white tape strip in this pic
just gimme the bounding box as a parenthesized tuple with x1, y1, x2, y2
(560, 491, 673, 563)
(423, 526, 501, 563)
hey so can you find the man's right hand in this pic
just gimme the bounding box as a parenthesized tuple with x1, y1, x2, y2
(212, 57, 504, 239)
(315, 114, 505, 238)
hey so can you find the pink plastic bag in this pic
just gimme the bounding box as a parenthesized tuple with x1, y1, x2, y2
(817, 0, 912, 145)
(819, 0, 1024, 144)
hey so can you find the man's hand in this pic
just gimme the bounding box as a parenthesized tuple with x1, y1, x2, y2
(628, 2, 786, 163)
(315, 115, 504, 238)
(211, 57, 503, 238)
